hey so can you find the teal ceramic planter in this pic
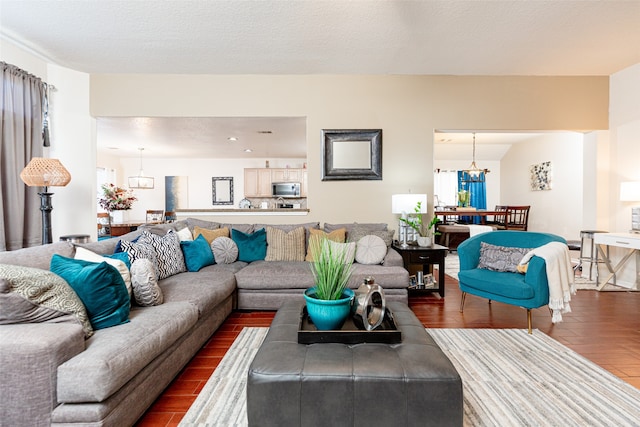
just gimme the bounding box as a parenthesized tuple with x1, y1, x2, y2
(304, 287, 355, 330)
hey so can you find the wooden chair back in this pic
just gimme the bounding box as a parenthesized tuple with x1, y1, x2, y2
(97, 212, 111, 237)
(504, 206, 531, 231)
(146, 210, 164, 224)
(164, 211, 177, 223)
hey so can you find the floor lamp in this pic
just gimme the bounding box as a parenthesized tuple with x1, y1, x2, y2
(20, 157, 71, 244)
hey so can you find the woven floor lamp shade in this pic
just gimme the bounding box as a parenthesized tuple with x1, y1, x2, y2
(20, 157, 71, 244)
(20, 157, 71, 188)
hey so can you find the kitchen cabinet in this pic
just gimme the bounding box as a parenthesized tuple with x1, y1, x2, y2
(244, 168, 272, 197)
(301, 169, 308, 197)
(271, 168, 302, 183)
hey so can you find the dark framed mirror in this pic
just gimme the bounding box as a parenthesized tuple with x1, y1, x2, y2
(212, 176, 234, 205)
(321, 129, 382, 181)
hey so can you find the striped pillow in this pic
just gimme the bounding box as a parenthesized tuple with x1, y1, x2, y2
(265, 226, 306, 262)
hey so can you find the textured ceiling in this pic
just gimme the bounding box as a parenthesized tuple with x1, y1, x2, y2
(1, 0, 639, 76)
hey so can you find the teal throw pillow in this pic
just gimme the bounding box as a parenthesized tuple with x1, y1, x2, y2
(181, 234, 215, 272)
(232, 228, 267, 262)
(50, 255, 130, 330)
(106, 251, 131, 269)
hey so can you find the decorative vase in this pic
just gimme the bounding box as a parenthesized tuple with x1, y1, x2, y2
(304, 287, 355, 330)
(110, 210, 124, 224)
(416, 236, 432, 247)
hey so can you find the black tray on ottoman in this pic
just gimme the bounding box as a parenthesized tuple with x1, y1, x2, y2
(298, 306, 401, 344)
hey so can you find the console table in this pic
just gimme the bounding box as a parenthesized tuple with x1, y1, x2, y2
(594, 232, 640, 290)
(392, 243, 448, 297)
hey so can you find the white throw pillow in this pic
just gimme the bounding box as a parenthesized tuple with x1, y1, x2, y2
(74, 247, 132, 298)
(324, 240, 356, 264)
(176, 226, 193, 242)
(355, 235, 387, 265)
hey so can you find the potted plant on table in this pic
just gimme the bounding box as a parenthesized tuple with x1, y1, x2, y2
(399, 201, 441, 247)
(304, 237, 355, 330)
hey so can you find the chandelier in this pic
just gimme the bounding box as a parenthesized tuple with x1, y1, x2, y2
(128, 148, 154, 189)
(461, 133, 490, 183)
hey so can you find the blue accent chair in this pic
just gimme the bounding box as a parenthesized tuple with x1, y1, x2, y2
(457, 231, 567, 333)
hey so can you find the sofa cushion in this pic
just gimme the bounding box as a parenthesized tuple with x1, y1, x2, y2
(181, 234, 215, 271)
(193, 226, 230, 244)
(265, 226, 306, 262)
(137, 230, 187, 280)
(130, 258, 163, 306)
(348, 226, 395, 247)
(324, 222, 388, 241)
(355, 235, 388, 265)
(477, 242, 532, 273)
(232, 228, 267, 262)
(176, 226, 193, 242)
(458, 268, 536, 300)
(0, 264, 93, 338)
(50, 255, 130, 330)
(0, 241, 75, 270)
(158, 266, 237, 314)
(235, 261, 315, 290)
(56, 301, 199, 403)
(254, 222, 320, 248)
(211, 236, 239, 264)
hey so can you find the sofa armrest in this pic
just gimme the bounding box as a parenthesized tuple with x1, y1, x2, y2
(0, 324, 85, 426)
(382, 247, 404, 267)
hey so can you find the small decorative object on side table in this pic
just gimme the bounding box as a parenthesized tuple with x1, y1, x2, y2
(392, 242, 448, 297)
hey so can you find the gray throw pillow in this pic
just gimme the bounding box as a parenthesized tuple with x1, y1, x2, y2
(211, 237, 238, 264)
(348, 226, 395, 247)
(130, 258, 163, 306)
(477, 242, 532, 273)
(0, 264, 93, 338)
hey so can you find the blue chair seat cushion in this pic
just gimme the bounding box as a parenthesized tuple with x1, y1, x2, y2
(458, 269, 534, 300)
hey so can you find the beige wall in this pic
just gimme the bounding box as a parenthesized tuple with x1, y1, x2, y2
(90, 74, 609, 230)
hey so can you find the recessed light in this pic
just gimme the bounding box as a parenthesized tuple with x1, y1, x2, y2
(244, 148, 252, 153)
(228, 137, 238, 142)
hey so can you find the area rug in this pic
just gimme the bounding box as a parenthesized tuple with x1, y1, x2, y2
(179, 327, 640, 426)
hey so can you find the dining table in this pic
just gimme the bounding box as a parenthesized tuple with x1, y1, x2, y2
(434, 209, 505, 225)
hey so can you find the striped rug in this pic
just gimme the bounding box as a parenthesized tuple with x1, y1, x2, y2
(179, 327, 640, 426)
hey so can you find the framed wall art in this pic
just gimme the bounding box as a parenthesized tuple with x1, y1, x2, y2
(530, 161, 552, 191)
(321, 129, 382, 181)
(212, 177, 234, 205)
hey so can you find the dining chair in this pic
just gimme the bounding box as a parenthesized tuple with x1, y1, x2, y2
(164, 211, 177, 223)
(97, 212, 111, 238)
(145, 209, 164, 224)
(486, 205, 508, 228)
(503, 206, 531, 231)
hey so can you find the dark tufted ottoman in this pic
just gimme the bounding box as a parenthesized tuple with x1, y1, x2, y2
(247, 301, 463, 427)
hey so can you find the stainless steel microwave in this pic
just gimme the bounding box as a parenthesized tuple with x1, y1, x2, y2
(272, 182, 301, 198)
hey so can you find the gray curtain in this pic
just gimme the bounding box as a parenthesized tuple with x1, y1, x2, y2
(0, 62, 46, 250)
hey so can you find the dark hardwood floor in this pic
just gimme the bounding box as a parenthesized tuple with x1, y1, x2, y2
(136, 274, 640, 427)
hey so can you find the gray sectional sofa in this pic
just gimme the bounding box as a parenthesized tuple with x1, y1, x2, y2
(0, 218, 409, 427)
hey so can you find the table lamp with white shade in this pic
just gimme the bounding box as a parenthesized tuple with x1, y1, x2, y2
(392, 193, 427, 247)
(620, 181, 640, 232)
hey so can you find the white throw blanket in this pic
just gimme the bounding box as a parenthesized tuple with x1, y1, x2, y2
(467, 224, 494, 237)
(519, 242, 575, 323)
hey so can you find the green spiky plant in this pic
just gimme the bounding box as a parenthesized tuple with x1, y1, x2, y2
(309, 237, 354, 300)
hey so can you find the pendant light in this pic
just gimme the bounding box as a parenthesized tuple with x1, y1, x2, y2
(128, 148, 154, 189)
(462, 133, 489, 183)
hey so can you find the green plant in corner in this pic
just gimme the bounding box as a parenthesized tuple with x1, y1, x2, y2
(309, 237, 354, 300)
